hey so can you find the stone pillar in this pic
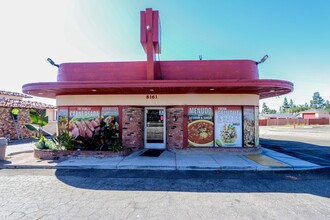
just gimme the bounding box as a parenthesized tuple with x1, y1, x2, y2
(0, 107, 34, 140)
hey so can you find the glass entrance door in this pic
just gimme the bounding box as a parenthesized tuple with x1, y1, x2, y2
(144, 107, 166, 149)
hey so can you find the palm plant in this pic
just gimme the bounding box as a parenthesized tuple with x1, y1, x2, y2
(25, 109, 49, 149)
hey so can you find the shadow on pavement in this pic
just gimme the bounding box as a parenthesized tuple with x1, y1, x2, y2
(55, 168, 330, 198)
(8, 138, 37, 146)
(260, 138, 330, 166)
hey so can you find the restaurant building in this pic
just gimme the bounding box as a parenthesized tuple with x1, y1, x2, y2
(22, 8, 293, 153)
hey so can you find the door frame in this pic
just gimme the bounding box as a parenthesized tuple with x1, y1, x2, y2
(144, 107, 166, 149)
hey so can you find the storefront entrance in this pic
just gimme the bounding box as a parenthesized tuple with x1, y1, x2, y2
(144, 107, 166, 149)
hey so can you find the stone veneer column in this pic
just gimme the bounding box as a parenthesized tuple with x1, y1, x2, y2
(121, 107, 144, 151)
(166, 107, 184, 150)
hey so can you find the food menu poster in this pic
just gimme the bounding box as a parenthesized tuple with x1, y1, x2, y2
(68, 107, 101, 138)
(187, 107, 214, 147)
(58, 107, 68, 134)
(214, 107, 242, 147)
(101, 107, 119, 132)
(255, 106, 259, 146)
(243, 107, 255, 147)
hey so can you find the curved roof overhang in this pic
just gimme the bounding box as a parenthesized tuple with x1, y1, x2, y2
(23, 79, 293, 100)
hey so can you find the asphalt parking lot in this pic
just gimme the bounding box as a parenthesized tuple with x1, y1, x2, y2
(260, 125, 330, 166)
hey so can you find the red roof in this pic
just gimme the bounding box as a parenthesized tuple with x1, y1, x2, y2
(0, 90, 32, 98)
(23, 60, 293, 99)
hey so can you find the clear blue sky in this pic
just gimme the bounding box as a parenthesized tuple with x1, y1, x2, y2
(1, 0, 329, 110)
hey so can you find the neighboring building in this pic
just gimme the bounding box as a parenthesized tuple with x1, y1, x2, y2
(299, 109, 329, 119)
(22, 8, 293, 152)
(259, 113, 298, 120)
(0, 90, 57, 140)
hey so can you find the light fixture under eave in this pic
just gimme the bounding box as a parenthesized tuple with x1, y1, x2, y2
(91, 89, 97, 92)
(209, 88, 215, 91)
(149, 89, 154, 92)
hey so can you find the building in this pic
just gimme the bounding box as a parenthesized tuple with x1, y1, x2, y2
(22, 8, 293, 152)
(299, 109, 329, 119)
(259, 113, 298, 120)
(0, 90, 57, 140)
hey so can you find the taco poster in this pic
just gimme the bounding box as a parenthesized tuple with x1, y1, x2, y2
(68, 107, 100, 138)
(58, 107, 68, 134)
(101, 107, 120, 137)
(214, 107, 242, 147)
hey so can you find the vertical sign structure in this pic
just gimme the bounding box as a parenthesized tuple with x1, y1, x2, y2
(214, 107, 242, 147)
(68, 107, 100, 138)
(101, 107, 120, 138)
(58, 107, 68, 134)
(187, 107, 214, 147)
(255, 106, 259, 146)
(140, 8, 161, 80)
(243, 107, 255, 147)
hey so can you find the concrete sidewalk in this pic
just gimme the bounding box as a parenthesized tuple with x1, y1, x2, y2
(0, 141, 322, 171)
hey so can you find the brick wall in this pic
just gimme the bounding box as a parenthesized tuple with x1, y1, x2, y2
(0, 107, 34, 140)
(122, 107, 144, 150)
(166, 107, 184, 150)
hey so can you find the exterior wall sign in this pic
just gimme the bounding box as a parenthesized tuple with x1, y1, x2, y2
(68, 107, 101, 138)
(243, 106, 255, 147)
(58, 107, 69, 134)
(187, 107, 214, 147)
(214, 107, 242, 147)
(255, 106, 259, 146)
(101, 107, 120, 137)
(146, 95, 158, 99)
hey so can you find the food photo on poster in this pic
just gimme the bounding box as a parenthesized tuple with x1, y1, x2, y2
(255, 106, 259, 146)
(57, 107, 69, 134)
(68, 107, 101, 138)
(214, 107, 242, 147)
(187, 107, 214, 147)
(101, 107, 119, 137)
(243, 107, 256, 147)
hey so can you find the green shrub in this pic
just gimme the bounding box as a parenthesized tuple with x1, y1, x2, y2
(51, 131, 75, 150)
(25, 109, 48, 148)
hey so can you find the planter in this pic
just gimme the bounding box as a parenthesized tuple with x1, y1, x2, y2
(0, 137, 8, 160)
(34, 148, 131, 160)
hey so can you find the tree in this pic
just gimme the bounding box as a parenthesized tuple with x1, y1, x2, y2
(261, 102, 276, 114)
(268, 109, 277, 114)
(261, 102, 269, 114)
(289, 99, 294, 108)
(310, 92, 324, 109)
(281, 97, 290, 113)
(325, 100, 330, 113)
(325, 100, 330, 108)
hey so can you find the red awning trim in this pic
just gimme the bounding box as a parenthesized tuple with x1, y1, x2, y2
(23, 79, 293, 100)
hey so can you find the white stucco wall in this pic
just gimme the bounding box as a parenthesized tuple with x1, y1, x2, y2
(56, 94, 259, 106)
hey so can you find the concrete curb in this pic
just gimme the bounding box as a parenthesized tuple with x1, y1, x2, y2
(0, 163, 324, 171)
